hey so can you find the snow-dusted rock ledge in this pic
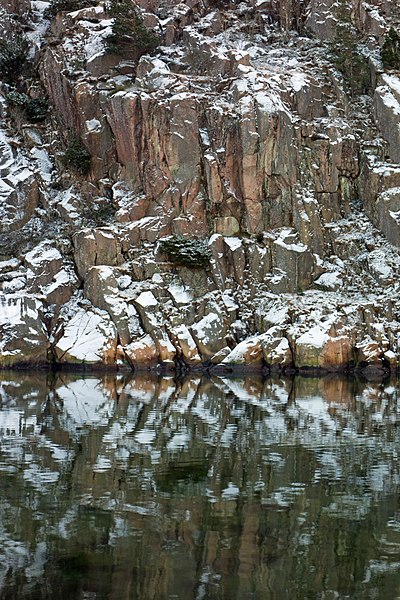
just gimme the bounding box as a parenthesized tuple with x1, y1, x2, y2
(0, 289, 398, 376)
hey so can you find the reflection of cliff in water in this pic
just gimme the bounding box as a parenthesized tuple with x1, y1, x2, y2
(0, 372, 400, 600)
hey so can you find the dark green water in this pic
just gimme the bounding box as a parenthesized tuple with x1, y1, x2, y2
(1, 372, 400, 599)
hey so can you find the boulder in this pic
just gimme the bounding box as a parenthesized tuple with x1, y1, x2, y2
(84, 266, 134, 345)
(124, 334, 159, 369)
(223, 237, 246, 285)
(154, 329, 176, 366)
(261, 329, 293, 369)
(384, 349, 399, 371)
(210, 346, 231, 364)
(25, 242, 78, 307)
(73, 228, 123, 279)
(54, 307, 118, 366)
(214, 216, 240, 237)
(273, 229, 315, 292)
(169, 324, 202, 366)
(255, 297, 290, 333)
(0, 294, 48, 366)
(133, 290, 162, 335)
(191, 312, 228, 359)
(0, 130, 40, 234)
(355, 337, 384, 367)
(167, 283, 192, 307)
(221, 336, 264, 367)
(294, 325, 353, 370)
(123, 216, 170, 248)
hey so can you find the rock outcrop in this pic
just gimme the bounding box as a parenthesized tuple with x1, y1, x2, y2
(0, 0, 400, 373)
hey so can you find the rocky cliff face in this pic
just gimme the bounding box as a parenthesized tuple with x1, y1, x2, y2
(0, 0, 399, 374)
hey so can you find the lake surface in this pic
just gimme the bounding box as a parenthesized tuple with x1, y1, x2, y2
(0, 372, 400, 599)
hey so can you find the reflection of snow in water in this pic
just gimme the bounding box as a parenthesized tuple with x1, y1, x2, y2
(167, 429, 191, 451)
(0, 409, 20, 434)
(365, 560, 400, 581)
(324, 494, 372, 520)
(219, 424, 238, 447)
(263, 483, 306, 509)
(191, 397, 219, 427)
(296, 396, 336, 429)
(57, 378, 115, 431)
(93, 455, 113, 473)
(0, 373, 400, 597)
(23, 464, 60, 488)
(221, 482, 240, 500)
(135, 429, 156, 445)
(0, 532, 29, 589)
(369, 463, 393, 492)
(0, 409, 38, 437)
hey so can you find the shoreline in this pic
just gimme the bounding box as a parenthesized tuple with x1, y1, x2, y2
(2, 360, 399, 380)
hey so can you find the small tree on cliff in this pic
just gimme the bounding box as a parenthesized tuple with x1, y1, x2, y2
(62, 135, 91, 176)
(105, 0, 159, 59)
(207, 0, 231, 7)
(45, 0, 92, 17)
(381, 28, 400, 70)
(0, 34, 28, 83)
(330, 1, 369, 97)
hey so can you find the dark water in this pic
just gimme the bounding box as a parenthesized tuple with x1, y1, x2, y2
(1, 372, 400, 599)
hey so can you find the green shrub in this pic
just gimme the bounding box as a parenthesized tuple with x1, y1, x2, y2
(62, 136, 91, 176)
(7, 90, 48, 123)
(6, 90, 28, 108)
(208, 0, 230, 6)
(0, 34, 28, 83)
(105, 0, 159, 58)
(326, 1, 369, 96)
(331, 24, 370, 96)
(159, 236, 211, 269)
(44, 0, 92, 17)
(381, 28, 400, 70)
(25, 98, 49, 123)
(81, 199, 116, 225)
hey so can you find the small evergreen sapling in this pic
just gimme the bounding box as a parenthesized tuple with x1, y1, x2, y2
(0, 34, 28, 83)
(44, 0, 93, 17)
(381, 28, 400, 70)
(105, 0, 159, 59)
(7, 90, 48, 123)
(62, 136, 91, 176)
(331, 23, 369, 95)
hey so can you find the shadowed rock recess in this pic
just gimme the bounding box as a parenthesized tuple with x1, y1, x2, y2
(0, 0, 400, 373)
